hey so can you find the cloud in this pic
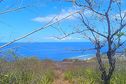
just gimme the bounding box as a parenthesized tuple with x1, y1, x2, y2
(44, 36, 82, 41)
(43, 36, 58, 40)
(32, 8, 91, 23)
(32, 9, 77, 23)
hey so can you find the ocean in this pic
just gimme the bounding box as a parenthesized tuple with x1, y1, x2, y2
(0, 42, 101, 61)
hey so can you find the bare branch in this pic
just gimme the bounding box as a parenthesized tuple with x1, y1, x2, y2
(54, 29, 88, 40)
(0, 9, 84, 49)
(79, 12, 107, 38)
(0, 6, 30, 15)
(85, 0, 105, 16)
(111, 23, 126, 38)
(106, 0, 113, 14)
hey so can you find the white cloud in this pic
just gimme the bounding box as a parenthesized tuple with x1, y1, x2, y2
(33, 15, 57, 23)
(43, 36, 58, 40)
(61, 36, 73, 41)
(32, 8, 91, 23)
(44, 36, 82, 41)
(32, 9, 77, 23)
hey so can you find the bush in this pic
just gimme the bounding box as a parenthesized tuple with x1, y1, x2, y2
(0, 57, 55, 84)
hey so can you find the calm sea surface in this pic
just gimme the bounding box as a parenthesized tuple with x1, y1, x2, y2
(0, 42, 106, 61)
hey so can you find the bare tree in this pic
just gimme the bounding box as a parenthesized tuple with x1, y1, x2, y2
(0, 0, 125, 83)
(54, 0, 126, 84)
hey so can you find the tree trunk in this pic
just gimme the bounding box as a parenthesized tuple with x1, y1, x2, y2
(101, 73, 110, 84)
(103, 78, 110, 84)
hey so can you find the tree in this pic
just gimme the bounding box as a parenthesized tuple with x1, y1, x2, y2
(56, 0, 126, 84)
(0, 0, 126, 83)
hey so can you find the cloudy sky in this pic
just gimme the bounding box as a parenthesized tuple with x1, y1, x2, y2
(0, 0, 126, 42)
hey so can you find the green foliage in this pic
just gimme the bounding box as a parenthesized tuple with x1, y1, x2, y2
(111, 71, 126, 84)
(0, 73, 14, 84)
(0, 71, 54, 84)
(0, 57, 55, 84)
(40, 71, 54, 84)
(116, 32, 126, 38)
(110, 63, 126, 84)
(64, 67, 102, 84)
(64, 62, 126, 84)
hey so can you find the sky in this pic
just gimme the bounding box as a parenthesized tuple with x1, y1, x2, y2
(0, 0, 83, 42)
(0, 0, 126, 42)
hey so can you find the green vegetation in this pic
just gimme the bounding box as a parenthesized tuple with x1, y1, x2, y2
(0, 57, 55, 84)
(0, 53, 126, 84)
(64, 67, 102, 84)
(64, 60, 126, 84)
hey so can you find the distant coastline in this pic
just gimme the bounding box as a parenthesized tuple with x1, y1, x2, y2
(0, 42, 125, 61)
(0, 42, 95, 61)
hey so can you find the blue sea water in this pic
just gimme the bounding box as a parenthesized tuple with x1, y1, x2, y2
(0, 42, 98, 61)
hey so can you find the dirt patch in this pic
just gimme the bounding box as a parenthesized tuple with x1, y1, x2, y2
(53, 63, 70, 84)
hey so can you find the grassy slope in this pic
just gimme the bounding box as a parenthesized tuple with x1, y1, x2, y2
(0, 57, 126, 84)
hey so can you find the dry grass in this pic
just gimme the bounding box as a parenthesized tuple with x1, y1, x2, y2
(0, 55, 126, 84)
